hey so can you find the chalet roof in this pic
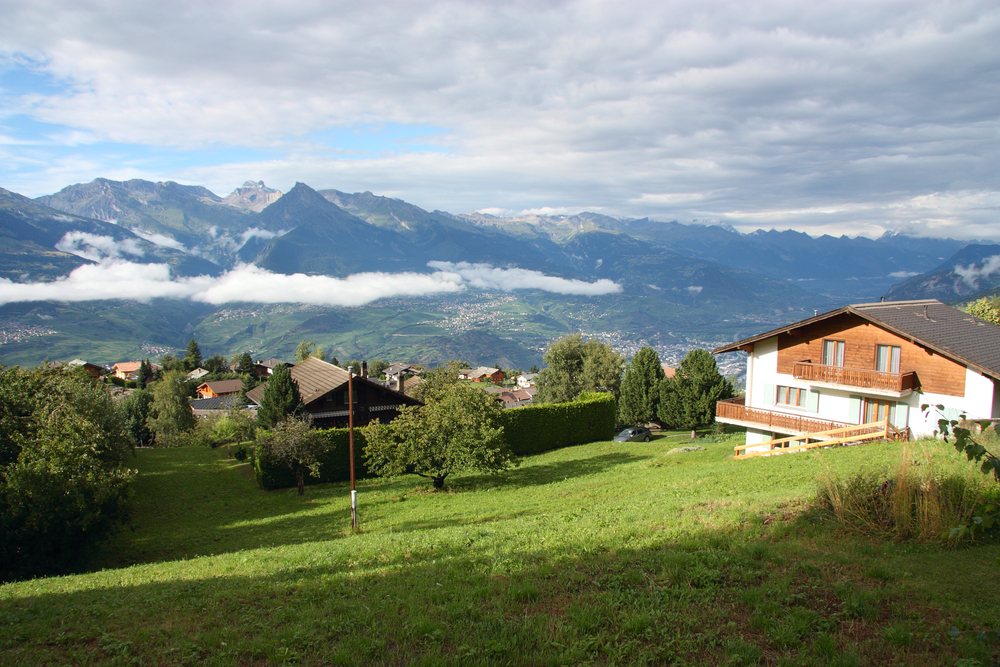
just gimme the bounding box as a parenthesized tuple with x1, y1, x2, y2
(383, 363, 417, 377)
(245, 356, 417, 408)
(713, 299, 1000, 381)
(189, 394, 249, 411)
(256, 358, 287, 369)
(197, 379, 245, 395)
(113, 361, 142, 372)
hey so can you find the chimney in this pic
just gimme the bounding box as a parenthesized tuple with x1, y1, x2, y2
(361, 361, 368, 378)
(398, 375, 405, 395)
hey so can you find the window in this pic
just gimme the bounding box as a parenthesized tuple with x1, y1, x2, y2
(821, 339, 845, 367)
(776, 385, 807, 407)
(875, 344, 901, 373)
(863, 398, 892, 423)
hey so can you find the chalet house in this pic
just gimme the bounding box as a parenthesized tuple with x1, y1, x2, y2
(245, 356, 422, 429)
(195, 379, 245, 400)
(254, 358, 288, 378)
(516, 373, 538, 389)
(461, 367, 506, 384)
(112, 361, 161, 381)
(186, 367, 210, 382)
(189, 394, 253, 419)
(714, 299, 1000, 456)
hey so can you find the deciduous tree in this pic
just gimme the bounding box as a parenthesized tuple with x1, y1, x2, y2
(364, 382, 513, 489)
(255, 415, 325, 495)
(534, 334, 625, 404)
(147, 370, 197, 444)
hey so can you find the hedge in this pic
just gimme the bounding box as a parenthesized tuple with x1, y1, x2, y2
(254, 391, 616, 490)
(500, 391, 616, 456)
(254, 428, 372, 491)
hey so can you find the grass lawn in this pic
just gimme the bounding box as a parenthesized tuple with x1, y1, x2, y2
(2, 433, 999, 666)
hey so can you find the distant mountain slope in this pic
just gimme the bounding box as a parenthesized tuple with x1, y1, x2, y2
(36, 178, 261, 266)
(249, 183, 424, 276)
(886, 244, 1000, 302)
(320, 189, 573, 275)
(0, 187, 221, 281)
(222, 180, 283, 212)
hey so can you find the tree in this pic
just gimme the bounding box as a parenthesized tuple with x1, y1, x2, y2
(369, 359, 390, 379)
(255, 415, 325, 495)
(158, 353, 185, 373)
(257, 363, 303, 429)
(534, 334, 625, 404)
(136, 359, 153, 388)
(364, 382, 514, 489)
(657, 349, 734, 430)
(618, 347, 665, 426)
(295, 340, 328, 363)
(345, 359, 362, 375)
(123, 388, 155, 447)
(203, 353, 228, 374)
(967, 297, 1000, 326)
(0, 366, 135, 580)
(412, 361, 461, 403)
(529, 365, 539, 374)
(147, 370, 197, 444)
(184, 338, 203, 371)
(235, 351, 255, 376)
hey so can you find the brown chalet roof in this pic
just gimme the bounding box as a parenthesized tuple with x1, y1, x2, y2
(197, 379, 245, 395)
(713, 299, 1000, 381)
(246, 357, 417, 408)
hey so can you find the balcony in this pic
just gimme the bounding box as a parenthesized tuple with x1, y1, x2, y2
(792, 362, 916, 397)
(716, 396, 849, 436)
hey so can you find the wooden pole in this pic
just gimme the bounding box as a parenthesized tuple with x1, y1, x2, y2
(348, 372, 357, 528)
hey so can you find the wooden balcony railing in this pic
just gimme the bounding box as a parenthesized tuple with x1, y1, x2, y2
(792, 362, 916, 393)
(716, 396, 847, 435)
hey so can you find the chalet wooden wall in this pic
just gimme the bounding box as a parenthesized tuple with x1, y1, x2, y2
(775, 313, 967, 397)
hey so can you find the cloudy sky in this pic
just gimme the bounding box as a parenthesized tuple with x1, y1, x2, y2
(1, 0, 999, 240)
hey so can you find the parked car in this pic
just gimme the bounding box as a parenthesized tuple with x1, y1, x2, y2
(614, 426, 652, 442)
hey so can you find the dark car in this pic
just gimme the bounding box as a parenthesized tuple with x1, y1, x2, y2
(614, 426, 652, 442)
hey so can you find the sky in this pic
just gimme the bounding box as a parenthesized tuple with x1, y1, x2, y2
(1, 0, 999, 240)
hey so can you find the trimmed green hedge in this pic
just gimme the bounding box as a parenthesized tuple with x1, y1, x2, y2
(254, 428, 371, 491)
(253, 392, 616, 490)
(501, 391, 616, 456)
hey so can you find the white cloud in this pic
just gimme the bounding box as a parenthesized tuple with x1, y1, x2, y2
(0, 260, 620, 306)
(2, 2, 1000, 240)
(888, 270, 918, 279)
(54, 231, 144, 261)
(427, 261, 621, 296)
(954, 255, 1000, 290)
(130, 229, 187, 251)
(237, 227, 287, 249)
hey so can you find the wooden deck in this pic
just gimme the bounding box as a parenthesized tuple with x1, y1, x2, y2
(792, 361, 916, 394)
(716, 396, 847, 435)
(734, 417, 908, 458)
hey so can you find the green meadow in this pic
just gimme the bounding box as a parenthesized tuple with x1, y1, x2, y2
(2, 433, 999, 666)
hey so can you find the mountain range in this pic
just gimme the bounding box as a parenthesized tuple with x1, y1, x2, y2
(0, 176, 994, 369)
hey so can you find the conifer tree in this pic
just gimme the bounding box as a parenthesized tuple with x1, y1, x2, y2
(184, 338, 202, 371)
(657, 349, 734, 429)
(257, 364, 303, 429)
(618, 347, 665, 426)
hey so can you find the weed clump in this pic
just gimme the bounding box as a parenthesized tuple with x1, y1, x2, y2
(816, 445, 999, 545)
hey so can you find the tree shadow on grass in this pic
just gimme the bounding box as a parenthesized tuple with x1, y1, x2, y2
(480, 452, 652, 490)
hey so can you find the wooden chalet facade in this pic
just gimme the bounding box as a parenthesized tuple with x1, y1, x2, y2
(195, 379, 245, 400)
(246, 356, 422, 429)
(714, 300, 1000, 455)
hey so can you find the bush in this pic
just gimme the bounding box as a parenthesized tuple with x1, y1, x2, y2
(255, 427, 371, 490)
(0, 366, 135, 581)
(502, 391, 616, 456)
(254, 393, 616, 491)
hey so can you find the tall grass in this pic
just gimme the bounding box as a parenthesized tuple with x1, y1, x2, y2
(817, 442, 1000, 545)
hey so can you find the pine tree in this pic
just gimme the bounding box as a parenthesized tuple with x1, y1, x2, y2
(184, 338, 202, 371)
(136, 359, 153, 388)
(257, 364, 303, 429)
(618, 347, 665, 426)
(235, 351, 255, 376)
(657, 349, 734, 430)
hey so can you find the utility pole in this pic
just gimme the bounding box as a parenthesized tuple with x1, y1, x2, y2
(348, 371, 357, 529)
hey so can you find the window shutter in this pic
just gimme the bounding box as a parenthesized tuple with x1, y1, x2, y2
(848, 395, 862, 424)
(806, 390, 820, 413)
(763, 383, 774, 406)
(893, 403, 908, 428)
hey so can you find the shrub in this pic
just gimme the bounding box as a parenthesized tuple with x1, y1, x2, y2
(255, 427, 371, 490)
(502, 391, 616, 456)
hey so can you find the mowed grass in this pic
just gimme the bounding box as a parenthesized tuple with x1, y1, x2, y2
(2, 434, 999, 666)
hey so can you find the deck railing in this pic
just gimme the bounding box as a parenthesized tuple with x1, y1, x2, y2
(734, 417, 907, 458)
(716, 396, 847, 435)
(792, 362, 916, 393)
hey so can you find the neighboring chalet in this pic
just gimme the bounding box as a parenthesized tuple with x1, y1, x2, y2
(47, 359, 104, 378)
(186, 367, 210, 382)
(714, 299, 1000, 457)
(245, 357, 422, 428)
(190, 394, 252, 419)
(459, 367, 506, 384)
(516, 373, 538, 389)
(112, 361, 161, 381)
(255, 358, 288, 378)
(195, 379, 245, 400)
